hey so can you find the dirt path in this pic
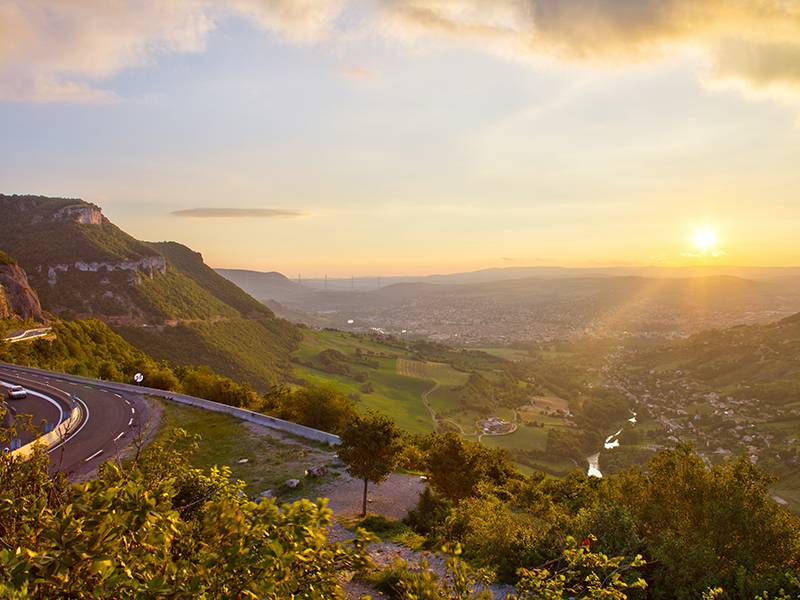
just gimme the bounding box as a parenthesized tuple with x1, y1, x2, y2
(320, 472, 514, 599)
(318, 472, 426, 520)
(421, 381, 440, 426)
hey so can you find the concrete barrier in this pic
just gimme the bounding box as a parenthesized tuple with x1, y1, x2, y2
(1, 374, 84, 458)
(10, 404, 82, 459)
(0, 363, 341, 446)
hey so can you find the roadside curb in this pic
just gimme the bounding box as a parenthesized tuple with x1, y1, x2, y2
(2, 376, 85, 458)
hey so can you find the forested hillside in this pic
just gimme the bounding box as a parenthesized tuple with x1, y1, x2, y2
(116, 317, 299, 390)
(642, 311, 800, 399)
(149, 242, 273, 317)
(0, 319, 265, 408)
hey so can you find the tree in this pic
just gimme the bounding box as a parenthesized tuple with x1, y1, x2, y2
(277, 385, 356, 433)
(337, 412, 403, 516)
(603, 445, 800, 598)
(425, 432, 512, 503)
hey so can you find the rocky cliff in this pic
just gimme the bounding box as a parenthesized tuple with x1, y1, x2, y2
(0, 195, 171, 320)
(0, 253, 45, 322)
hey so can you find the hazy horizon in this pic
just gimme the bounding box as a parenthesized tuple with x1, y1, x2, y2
(215, 262, 800, 281)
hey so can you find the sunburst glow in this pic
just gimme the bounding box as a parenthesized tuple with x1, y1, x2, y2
(692, 227, 719, 253)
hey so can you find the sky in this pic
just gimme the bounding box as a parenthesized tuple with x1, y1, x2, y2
(1, 0, 800, 276)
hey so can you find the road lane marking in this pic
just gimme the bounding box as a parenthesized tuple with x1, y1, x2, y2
(128, 418, 134, 426)
(123, 399, 131, 405)
(114, 393, 122, 398)
(84, 449, 103, 462)
(131, 407, 135, 414)
(48, 395, 90, 454)
(113, 432, 125, 442)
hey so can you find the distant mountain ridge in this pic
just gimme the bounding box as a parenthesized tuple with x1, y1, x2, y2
(228, 264, 800, 293)
(215, 269, 302, 303)
(220, 264, 800, 340)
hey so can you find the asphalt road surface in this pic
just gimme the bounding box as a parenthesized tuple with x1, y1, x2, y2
(3, 327, 53, 343)
(0, 367, 149, 479)
(1, 378, 65, 446)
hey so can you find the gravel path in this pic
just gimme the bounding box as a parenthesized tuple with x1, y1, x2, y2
(318, 472, 426, 519)
(232, 426, 514, 598)
(317, 472, 514, 599)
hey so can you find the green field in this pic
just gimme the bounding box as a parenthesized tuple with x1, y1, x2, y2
(294, 363, 435, 434)
(292, 331, 505, 436)
(291, 331, 578, 476)
(473, 347, 533, 362)
(292, 330, 438, 434)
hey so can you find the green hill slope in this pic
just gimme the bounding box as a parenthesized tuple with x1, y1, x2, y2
(147, 242, 271, 318)
(0, 319, 156, 379)
(116, 318, 299, 389)
(0, 195, 156, 266)
(645, 312, 800, 392)
(0, 195, 279, 323)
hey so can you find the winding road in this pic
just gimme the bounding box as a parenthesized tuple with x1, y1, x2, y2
(0, 364, 148, 478)
(3, 327, 53, 343)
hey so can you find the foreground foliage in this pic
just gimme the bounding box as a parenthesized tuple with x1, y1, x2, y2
(406, 439, 800, 599)
(0, 430, 370, 599)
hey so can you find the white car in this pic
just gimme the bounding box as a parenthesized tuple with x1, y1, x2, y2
(6, 385, 27, 400)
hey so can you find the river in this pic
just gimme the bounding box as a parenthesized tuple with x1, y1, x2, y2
(586, 411, 636, 478)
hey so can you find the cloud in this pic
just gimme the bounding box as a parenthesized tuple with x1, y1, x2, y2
(712, 39, 800, 91)
(500, 256, 551, 263)
(340, 66, 375, 80)
(0, 0, 343, 102)
(3, 0, 800, 103)
(172, 207, 309, 218)
(377, 0, 800, 95)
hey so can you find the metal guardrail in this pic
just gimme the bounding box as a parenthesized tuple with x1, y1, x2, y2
(0, 362, 341, 446)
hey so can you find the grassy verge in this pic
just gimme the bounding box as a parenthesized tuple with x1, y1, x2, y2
(151, 399, 337, 497)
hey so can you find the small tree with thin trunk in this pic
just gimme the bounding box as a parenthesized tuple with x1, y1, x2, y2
(337, 412, 403, 517)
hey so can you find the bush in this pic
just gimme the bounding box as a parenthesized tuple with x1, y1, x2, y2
(0, 429, 372, 598)
(425, 432, 513, 503)
(405, 486, 452, 537)
(275, 384, 356, 433)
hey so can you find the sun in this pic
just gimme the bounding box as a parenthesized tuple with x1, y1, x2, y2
(692, 227, 718, 253)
